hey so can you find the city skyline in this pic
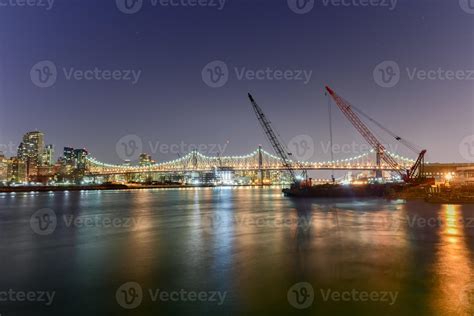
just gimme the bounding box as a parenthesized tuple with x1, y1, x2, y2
(1, 126, 472, 165)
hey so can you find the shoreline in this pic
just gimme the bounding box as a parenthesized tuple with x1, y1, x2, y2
(0, 184, 277, 193)
(2, 184, 473, 205)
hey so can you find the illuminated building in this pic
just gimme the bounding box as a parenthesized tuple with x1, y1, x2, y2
(17, 131, 45, 177)
(7, 157, 27, 183)
(42, 144, 54, 166)
(0, 153, 8, 183)
(139, 153, 154, 166)
(455, 166, 474, 184)
(74, 149, 88, 170)
(60, 147, 89, 178)
(215, 167, 234, 185)
(63, 147, 75, 166)
(423, 163, 474, 184)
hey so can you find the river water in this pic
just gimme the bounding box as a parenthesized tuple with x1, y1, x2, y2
(1, 187, 474, 315)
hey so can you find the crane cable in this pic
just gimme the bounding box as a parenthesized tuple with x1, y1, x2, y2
(327, 93, 335, 183)
(348, 103, 422, 154)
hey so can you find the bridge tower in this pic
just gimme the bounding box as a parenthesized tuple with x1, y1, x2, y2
(375, 150, 383, 178)
(192, 150, 198, 170)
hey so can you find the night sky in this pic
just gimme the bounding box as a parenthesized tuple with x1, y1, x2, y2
(0, 0, 473, 164)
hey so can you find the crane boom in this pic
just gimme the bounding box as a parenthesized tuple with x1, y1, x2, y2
(407, 149, 426, 180)
(248, 93, 298, 183)
(325, 86, 404, 176)
(325, 86, 427, 182)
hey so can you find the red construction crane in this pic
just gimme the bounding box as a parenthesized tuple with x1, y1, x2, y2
(248, 93, 308, 186)
(325, 86, 426, 183)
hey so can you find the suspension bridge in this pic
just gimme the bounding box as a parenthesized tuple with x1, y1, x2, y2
(85, 146, 415, 176)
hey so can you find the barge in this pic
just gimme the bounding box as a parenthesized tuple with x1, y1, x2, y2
(282, 183, 405, 198)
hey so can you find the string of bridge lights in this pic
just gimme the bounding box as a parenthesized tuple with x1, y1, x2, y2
(86, 147, 416, 171)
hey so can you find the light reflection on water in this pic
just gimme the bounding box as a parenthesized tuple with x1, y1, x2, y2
(0, 187, 473, 315)
(430, 205, 474, 315)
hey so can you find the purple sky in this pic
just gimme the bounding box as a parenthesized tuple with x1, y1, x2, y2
(0, 0, 473, 164)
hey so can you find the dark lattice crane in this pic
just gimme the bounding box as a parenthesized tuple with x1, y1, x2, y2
(248, 93, 307, 186)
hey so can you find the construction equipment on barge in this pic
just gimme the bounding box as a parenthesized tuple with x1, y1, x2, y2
(248, 93, 310, 189)
(248, 88, 431, 198)
(324, 86, 427, 183)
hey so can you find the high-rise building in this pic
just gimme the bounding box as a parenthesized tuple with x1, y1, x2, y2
(0, 153, 8, 183)
(63, 147, 75, 166)
(17, 131, 45, 166)
(42, 144, 54, 166)
(7, 157, 27, 183)
(139, 153, 154, 166)
(17, 131, 45, 179)
(62, 147, 89, 172)
(73, 149, 88, 170)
